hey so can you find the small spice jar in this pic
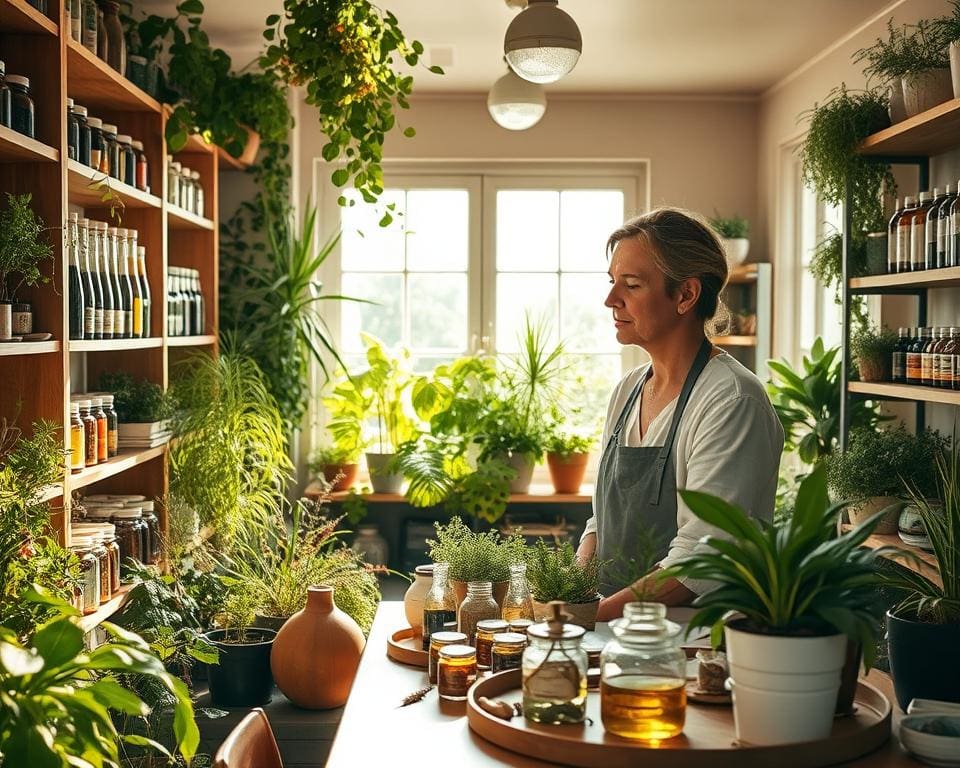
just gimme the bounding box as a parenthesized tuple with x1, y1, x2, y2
(77, 399, 98, 467)
(70, 536, 100, 614)
(100, 393, 118, 457)
(135, 500, 160, 565)
(438, 644, 477, 701)
(492, 632, 527, 673)
(90, 396, 108, 464)
(67, 97, 79, 161)
(428, 630, 467, 685)
(7, 75, 34, 138)
(87, 116, 105, 171)
(112, 507, 145, 570)
(475, 618, 509, 670)
(87, 533, 110, 604)
(131, 140, 148, 192)
(167, 159, 181, 206)
(0, 61, 10, 128)
(101, 123, 119, 177)
(179, 164, 194, 211)
(116, 134, 135, 187)
(73, 522, 119, 595)
(508, 618, 533, 636)
(71, 103, 91, 166)
(192, 169, 204, 216)
(522, 602, 588, 724)
(69, 402, 85, 472)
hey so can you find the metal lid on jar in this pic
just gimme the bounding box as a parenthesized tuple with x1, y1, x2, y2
(492, 632, 527, 645)
(73, 522, 116, 536)
(111, 494, 146, 502)
(476, 619, 509, 633)
(70, 402, 80, 416)
(90, 397, 102, 408)
(438, 644, 476, 660)
(508, 618, 533, 633)
(528, 621, 585, 640)
(6, 75, 29, 88)
(71, 104, 88, 117)
(87, 117, 103, 129)
(414, 564, 434, 576)
(429, 631, 467, 645)
(113, 508, 142, 518)
(82, 507, 117, 520)
(67, 97, 74, 108)
(116, 134, 132, 145)
(76, 399, 92, 410)
(131, 139, 143, 150)
(102, 123, 118, 136)
(101, 394, 114, 406)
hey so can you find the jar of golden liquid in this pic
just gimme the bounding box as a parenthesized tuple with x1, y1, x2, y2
(475, 618, 509, 670)
(522, 602, 588, 724)
(428, 630, 467, 685)
(438, 644, 477, 701)
(491, 632, 526, 673)
(600, 602, 687, 741)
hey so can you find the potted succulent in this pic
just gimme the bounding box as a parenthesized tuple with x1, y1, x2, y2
(850, 324, 897, 382)
(525, 539, 604, 630)
(0, 193, 54, 341)
(708, 213, 750, 265)
(884, 437, 960, 710)
(308, 443, 361, 493)
(826, 425, 946, 534)
(544, 429, 594, 494)
(666, 465, 894, 745)
(97, 371, 175, 447)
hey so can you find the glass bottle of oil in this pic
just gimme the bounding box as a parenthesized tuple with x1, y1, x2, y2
(600, 601, 687, 741)
(522, 602, 588, 724)
(501, 563, 535, 622)
(422, 561, 456, 650)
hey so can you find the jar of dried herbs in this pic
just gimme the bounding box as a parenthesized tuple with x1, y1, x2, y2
(522, 602, 588, 724)
(457, 580, 499, 646)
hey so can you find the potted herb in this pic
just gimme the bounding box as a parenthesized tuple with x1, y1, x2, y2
(826, 425, 946, 534)
(427, 517, 526, 607)
(97, 371, 175, 446)
(666, 465, 894, 745)
(851, 324, 897, 382)
(525, 539, 604, 630)
(477, 403, 545, 494)
(0, 193, 54, 341)
(935, 1, 960, 100)
(884, 437, 960, 709)
(899, 20, 951, 117)
(309, 443, 361, 493)
(854, 19, 918, 121)
(544, 429, 594, 494)
(708, 212, 750, 265)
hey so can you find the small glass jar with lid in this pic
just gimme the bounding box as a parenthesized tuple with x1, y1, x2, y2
(131, 140, 148, 192)
(422, 562, 456, 650)
(475, 618, 509, 670)
(73, 522, 120, 595)
(428, 630, 467, 685)
(87, 117, 105, 171)
(101, 123, 119, 177)
(191, 169, 204, 216)
(0, 60, 10, 128)
(112, 507, 145, 570)
(599, 601, 687, 741)
(69, 402, 85, 473)
(67, 97, 79, 161)
(90, 396, 108, 464)
(522, 602, 588, 724)
(71, 103, 91, 166)
(116, 134, 135, 187)
(492, 632, 527, 673)
(136, 500, 160, 564)
(88, 533, 110, 603)
(501, 562, 534, 622)
(100, 393, 118, 457)
(508, 618, 533, 636)
(7, 75, 34, 138)
(179, 164, 194, 211)
(438, 644, 477, 701)
(77, 399, 98, 467)
(457, 580, 500, 646)
(70, 537, 100, 614)
(167, 159, 181, 206)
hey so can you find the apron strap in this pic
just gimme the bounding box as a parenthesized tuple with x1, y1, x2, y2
(607, 366, 649, 450)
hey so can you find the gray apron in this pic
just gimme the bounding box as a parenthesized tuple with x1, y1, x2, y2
(596, 338, 713, 596)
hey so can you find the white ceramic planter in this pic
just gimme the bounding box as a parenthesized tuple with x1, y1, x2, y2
(725, 622, 846, 745)
(950, 41, 960, 99)
(902, 69, 953, 117)
(365, 451, 403, 494)
(403, 564, 433, 630)
(721, 238, 749, 266)
(507, 452, 535, 494)
(888, 81, 908, 123)
(0, 303, 11, 340)
(117, 420, 171, 438)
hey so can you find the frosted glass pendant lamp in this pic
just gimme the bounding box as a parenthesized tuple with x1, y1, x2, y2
(503, 0, 581, 84)
(487, 67, 547, 130)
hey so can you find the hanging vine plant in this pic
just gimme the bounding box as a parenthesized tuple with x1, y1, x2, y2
(261, 0, 443, 217)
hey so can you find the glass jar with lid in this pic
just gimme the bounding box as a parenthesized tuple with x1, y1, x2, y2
(87, 533, 110, 604)
(438, 644, 477, 701)
(492, 632, 527, 673)
(134, 500, 160, 564)
(167, 159, 181, 206)
(116, 134, 135, 187)
(0, 60, 10, 128)
(599, 601, 687, 740)
(7, 75, 34, 138)
(90, 396, 108, 464)
(70, 537, 100, 614)
(87, 117, 105, 171)
(71, 103, 91, 166)
(112, 507, 145, 570)
(522, 602, 588, 724)
(101, 123, 119, 177)
(457, 580, 500, 646)
(475, 618, 509, 670)
(179, 164, 194, 212)
(428, 630, 467, 685)
(100, 393, 118, 457)
(192, 169, 204, 216)
(73, 522, 119, 595)
(67, 97, 79, 161)
(131, 140, 148, 192)
(77, 399, 98, 467)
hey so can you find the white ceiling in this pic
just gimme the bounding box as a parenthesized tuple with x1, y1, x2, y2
(136, 0, 892, 95)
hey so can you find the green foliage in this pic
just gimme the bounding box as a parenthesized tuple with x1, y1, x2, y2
(262, 0, 442, 209)
(0, 193, 54, 303)
(850, 324, 898, 363)
(525, 539, 603, 604)
(708, 213, 749, 239)
(426, 517, 525, 583)
(809, 231, 870, 331)
(309, 443, 360, 470)
(934, 2, 960, 48)
(444, 459, 516, 524)
(854, 18, 949, 80)
(545, 430, 595, 458)
(96, 371, 175, 423)
(665, 465, 896, 668)
(766, 337, 888, 465)
(827, 425, 948, 501)
(0, 586, 199, 768)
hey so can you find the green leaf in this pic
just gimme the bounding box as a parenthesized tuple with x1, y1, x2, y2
(428, 65, 445, 75)
(332, 169, 350, 187)
(178, 0, 203, 14)
(86, 678, 150, 716)
(32, 618, 84, 666)
(265, 13, 280, 25)
(402, 126, 416, 138)
(0, 641, 44, 676)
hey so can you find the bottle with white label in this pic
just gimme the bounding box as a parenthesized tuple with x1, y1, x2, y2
(913, 191, 935, 272)
(936, 185, 956, 269)
(897, 196, 917, 273)
(926, 188, 949, 269)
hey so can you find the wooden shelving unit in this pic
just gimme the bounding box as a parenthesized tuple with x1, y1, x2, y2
(716, 262, 771, 375)
(849, 266, 960, 292)
(308, 482, 593, 505)
(0, 0, 221, 631)
(859, 96, 960, 157)
(77, 584, 134, 633)
(844, 527, 942, 587)
(848, 382, 960, 406)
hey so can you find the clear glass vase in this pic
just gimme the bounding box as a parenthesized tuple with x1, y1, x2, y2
(422, 562, 456, 650)
(501, 563, 534, 622)
(457, 580, 499, 645)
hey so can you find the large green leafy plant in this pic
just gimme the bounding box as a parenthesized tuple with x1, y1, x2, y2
(665, 465, 896, 667)
(426, 517, 525, 583)
(0, 193, 54, 303)
(525, 539, 604, 604)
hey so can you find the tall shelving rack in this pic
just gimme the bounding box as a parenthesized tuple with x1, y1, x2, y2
(0, 0, 222, 622)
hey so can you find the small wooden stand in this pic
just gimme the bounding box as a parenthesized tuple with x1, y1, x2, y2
(386, 627, 428, 668)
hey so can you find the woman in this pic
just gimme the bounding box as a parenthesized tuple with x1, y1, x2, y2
(576, 208, 784, 621)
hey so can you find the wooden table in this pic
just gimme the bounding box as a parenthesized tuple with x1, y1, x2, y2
(327, 603, 920, 767)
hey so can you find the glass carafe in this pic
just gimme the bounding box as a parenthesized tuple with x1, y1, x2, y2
(457, 580, 499, 646)
(501, 562, 534, 622)
(522, 602, 588, 724)
(422, 562, 456, 650)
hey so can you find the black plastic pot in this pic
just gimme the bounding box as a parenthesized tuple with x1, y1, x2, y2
(886, 610, 960, 711)
(253, 613, 290, 632)
(205, 628, 276, 707)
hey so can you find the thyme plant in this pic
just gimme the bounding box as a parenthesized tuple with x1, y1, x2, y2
(427, 517, 525, 583)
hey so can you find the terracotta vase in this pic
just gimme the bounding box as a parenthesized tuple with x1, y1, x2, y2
(270, 585, 366, 709)
(322, 463, 358, 492)
(546, 452, 589, 494)
(451, 579, 509, 609)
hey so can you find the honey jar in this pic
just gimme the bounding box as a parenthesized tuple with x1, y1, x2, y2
(429, 630, 467, 685)
(475, 618, 509, 670)
(438, 644, 477, 701)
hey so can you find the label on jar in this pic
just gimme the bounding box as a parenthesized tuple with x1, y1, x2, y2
(82, 0, 97, 51)
(935, 353, 950, 386)
(921, 352, 934, 384)
(906, 351, 921, 383)
(12, 309, 31, 335)
(113, 308, 125, 337)
(102, 306, 114, 337)
(892, 351, 906, 380)
(912, 220, 926, 269)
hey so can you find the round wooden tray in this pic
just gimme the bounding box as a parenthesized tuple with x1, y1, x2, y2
(466, 670, 891, 768)
(386, 627, 428, 668)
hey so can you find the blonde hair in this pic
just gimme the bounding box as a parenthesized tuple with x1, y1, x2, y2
(606, 207, 730, 334)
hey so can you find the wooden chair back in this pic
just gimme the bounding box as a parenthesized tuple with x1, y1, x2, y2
(213, 708, 283, 768)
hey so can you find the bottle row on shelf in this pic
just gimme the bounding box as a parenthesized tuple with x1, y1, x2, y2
(67, 0, 130, 82)
(884, 186, 960, 274)
(69, 394, 118, 471)
(69, 100, 150, 192)
(166, 159, 206, 218)
(167, 267, 206, 337)
(891, 327, 960, 388)
(0, 60, 37, 139)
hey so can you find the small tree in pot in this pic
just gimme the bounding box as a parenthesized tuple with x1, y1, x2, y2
(850, 324, 897, 382)
(0, 193, 53, 340)
(525, 539, 606, 630)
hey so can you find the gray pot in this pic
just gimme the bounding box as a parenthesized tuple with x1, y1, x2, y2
(902, 69, 953, 117)
(253, 613, 290, 632)
(888, 81, 907, 123)
(507, 452, 535, 494)
(365, 451, 403, 494)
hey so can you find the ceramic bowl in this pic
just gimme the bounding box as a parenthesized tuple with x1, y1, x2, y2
(899, 714, 960, 766)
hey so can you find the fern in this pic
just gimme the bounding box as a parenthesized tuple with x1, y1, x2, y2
(525, 539, 603, 604)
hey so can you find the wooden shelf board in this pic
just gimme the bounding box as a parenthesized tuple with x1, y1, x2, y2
(37, 483, 63, 503)
(727, 264, 760, 284)
(0, 124, 59, 163)
(0, 340, 61, 356)
(69, 337, 163, 352)
(77, 584, 134, 633)
(70, 446, 166, 491)
(711, 335, 756, 346)
(166, 335, 216, 347)
(168, 205, 214, 231)
(844, 527, 942, 587)
(216, 145, 249, 171)
(67, 39, 161, 113)
(848, 381, 960, 406)
(306, 481, 592, 504)
(0, 0, 57, 35)
(850, 267, 960, 291)
(68, 159, 162, 209)
(859, 97, 960, 157)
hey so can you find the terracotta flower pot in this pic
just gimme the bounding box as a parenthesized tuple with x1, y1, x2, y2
(546, 452, 589, 494)
(848, 496, 903, 535)
(532, 595, 600, 631)
(322, 462, 358, 492)
(270, 585, 366, 709)
(857, 355, 890, 383)
(451, 579, 509, 609)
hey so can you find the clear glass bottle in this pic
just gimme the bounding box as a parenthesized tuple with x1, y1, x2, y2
(137, 245, 151, 337)
(179, 164, 194, 211)
(422, 562, 457, 650)
(167, 159, 181, 206)
(457, 580, 500, 646)
(522, 603, 588, 724)
(502, 562, 535, 622)
(115, 227, 133, 338)
(600, 602, 687, 741)
(126, 234, 142, 338)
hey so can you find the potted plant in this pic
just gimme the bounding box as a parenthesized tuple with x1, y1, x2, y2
(708, 213, 750, 265)
(935, 2, 960, 99)
(477, 403, 545, 494)
(850, 324, 897, 382)
(826, 425, 946, 534)
(884, 437, 960, 709)
(544, 429, 594, 494)
(854, 19, 919, 122)
(0, 193, 54, 341)
(900, 20, 952, 116)
(426, 517, 526, 607)
(666, 465, 894, 745)
(525, 539, 604, 630)
(97, 371, 176, 447)
(309, 443, 361, 492)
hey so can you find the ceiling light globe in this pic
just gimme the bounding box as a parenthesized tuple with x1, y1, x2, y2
(487, 69, 547, 130)
(504, 0, 582, 84)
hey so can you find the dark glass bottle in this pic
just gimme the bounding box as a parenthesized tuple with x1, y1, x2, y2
(7, 75, 34, 138)
(951, 180, 960, 268)
(0, 61, 10, 128)
(936, 184, 956, 269)
(912, 192, 935, 272)
(117, 134, 135, 187)
(87, 117, 105, 171)
(67, 97, 80, 161)
(126, 233, 142, 338)
(95, 223, 115, 340)
(921, 327, 941, 387)
(887, 198, 903, 274)
(68, 214, 85, 340)
(79, 219, 99, 339)
(102, 123, 119, 178)
(71, 103, 91, 166)
(137, 245, 151, 337)
(926, 188, 949, 270)
(906, 327, 927, 386)
(891, 327, 910, 384)
(935, 327, 958, 389)
(116, 227, 133, 338)
(897, 196, 917, 273)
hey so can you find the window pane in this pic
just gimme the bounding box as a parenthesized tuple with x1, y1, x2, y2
(496, 190, 559, 272)
(561, 353, 622, 433)
(496, 273, 558, 353)
(800, 271, 816, 352)
(340, 189, 406, 271)
(408, 274, 468, 351)
(560, 274, 620, 353)
(406, 190, 469, 271)
(560, 190, 624, 271)
(341, 272, 403, 351)
(409, 354, 458, 375)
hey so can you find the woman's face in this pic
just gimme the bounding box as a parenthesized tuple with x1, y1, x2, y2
(605, 237, 680, 347)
